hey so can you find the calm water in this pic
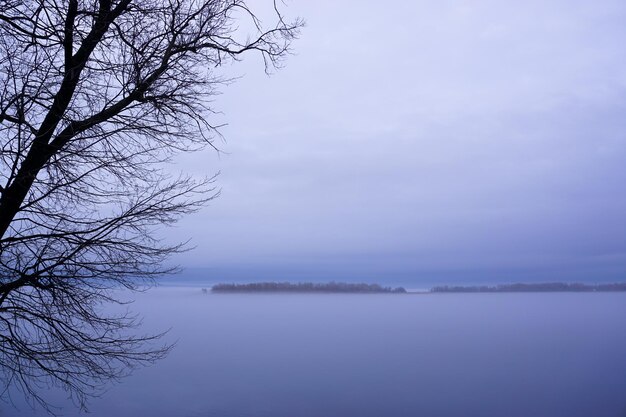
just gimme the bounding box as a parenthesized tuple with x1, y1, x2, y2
(13, 290, 626, 417)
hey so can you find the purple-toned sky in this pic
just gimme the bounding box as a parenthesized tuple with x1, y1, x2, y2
(169, 0, 626, 284)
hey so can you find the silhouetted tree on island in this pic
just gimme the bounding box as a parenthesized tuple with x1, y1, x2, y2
(212, 282, 408, 293)
(0, 0, 301, 412)
(430, 283, 626, 292)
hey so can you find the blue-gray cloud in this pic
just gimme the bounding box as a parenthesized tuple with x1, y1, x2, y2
(169, 0, 626, 283)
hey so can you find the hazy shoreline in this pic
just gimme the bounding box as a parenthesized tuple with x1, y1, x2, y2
(431, 283, 626, 293)
(199, 281, 626, 294)
(210, 282, 407, 293)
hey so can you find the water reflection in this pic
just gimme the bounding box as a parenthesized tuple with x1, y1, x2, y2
(16, 291, 626, 417)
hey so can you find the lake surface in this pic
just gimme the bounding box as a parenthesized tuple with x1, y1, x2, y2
(13, 290, 626, 417)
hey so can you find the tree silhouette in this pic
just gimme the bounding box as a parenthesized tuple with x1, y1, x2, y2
(211, 282, 408, 293)
(0, 0, 300, 411)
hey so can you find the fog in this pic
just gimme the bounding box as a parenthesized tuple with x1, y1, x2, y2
(163, 0, 626, 284)
(16, 289, 626, 417)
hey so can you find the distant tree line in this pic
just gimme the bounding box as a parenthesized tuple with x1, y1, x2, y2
(431, 282, 626, 293)
(212, 282, 407, 293)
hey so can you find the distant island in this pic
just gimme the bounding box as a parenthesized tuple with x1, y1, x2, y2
(431, 283, 626, 293)
(208, 281, 626, 294)
(211, 282, 407, 293)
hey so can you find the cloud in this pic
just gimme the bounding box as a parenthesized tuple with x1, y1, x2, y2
(169, 0, 626, 283)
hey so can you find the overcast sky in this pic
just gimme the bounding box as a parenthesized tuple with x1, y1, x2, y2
(169, 0, 626, 284)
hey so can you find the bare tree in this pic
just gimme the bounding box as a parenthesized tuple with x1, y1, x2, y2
(0, 0, 300, 412)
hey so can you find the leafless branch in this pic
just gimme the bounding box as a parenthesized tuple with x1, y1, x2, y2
(0, 0, 301, 412)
